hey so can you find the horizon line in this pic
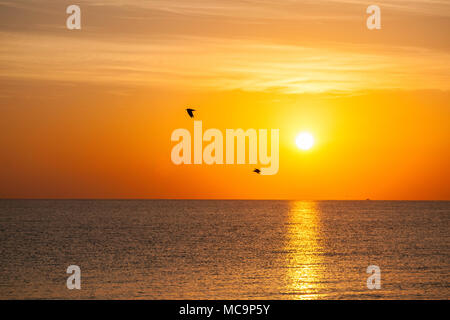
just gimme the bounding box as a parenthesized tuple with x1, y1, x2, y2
(0, 198, 449, 201)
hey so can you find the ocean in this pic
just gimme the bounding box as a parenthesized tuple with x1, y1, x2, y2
(0, 200, 448, 299)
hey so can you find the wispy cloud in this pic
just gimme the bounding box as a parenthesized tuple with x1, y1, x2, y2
(0, 0, 449, 94)
(1, 31, 449, 93)
(84, 0, 450, 18)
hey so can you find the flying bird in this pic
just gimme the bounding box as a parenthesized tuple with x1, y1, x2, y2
(186, 108, 195, 118)
(253, 168, 261, 174)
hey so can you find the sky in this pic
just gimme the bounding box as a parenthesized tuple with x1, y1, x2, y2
(0, 0, 449, 199)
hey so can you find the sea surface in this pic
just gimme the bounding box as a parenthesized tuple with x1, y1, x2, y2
(0, 200, 448, 299)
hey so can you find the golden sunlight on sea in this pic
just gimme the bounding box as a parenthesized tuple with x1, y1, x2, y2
(284, 201, 324, 299)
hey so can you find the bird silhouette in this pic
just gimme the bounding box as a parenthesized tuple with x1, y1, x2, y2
(253, 168, 261, 174)
(186, 108, 195, 118)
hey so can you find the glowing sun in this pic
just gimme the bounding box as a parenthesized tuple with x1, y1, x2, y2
(296, 132, 314, 150)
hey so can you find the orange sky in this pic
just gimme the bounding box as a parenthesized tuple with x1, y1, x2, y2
(0, 0, 449, 199)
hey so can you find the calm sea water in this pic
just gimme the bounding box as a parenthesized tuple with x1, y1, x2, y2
(0, 200, 448, 299)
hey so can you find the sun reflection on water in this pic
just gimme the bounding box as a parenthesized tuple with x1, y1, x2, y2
(284, 201, 324, 299)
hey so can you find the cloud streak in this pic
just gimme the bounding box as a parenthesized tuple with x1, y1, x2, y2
(0, 0, 449, 94)
(1, 31, 449, 94)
